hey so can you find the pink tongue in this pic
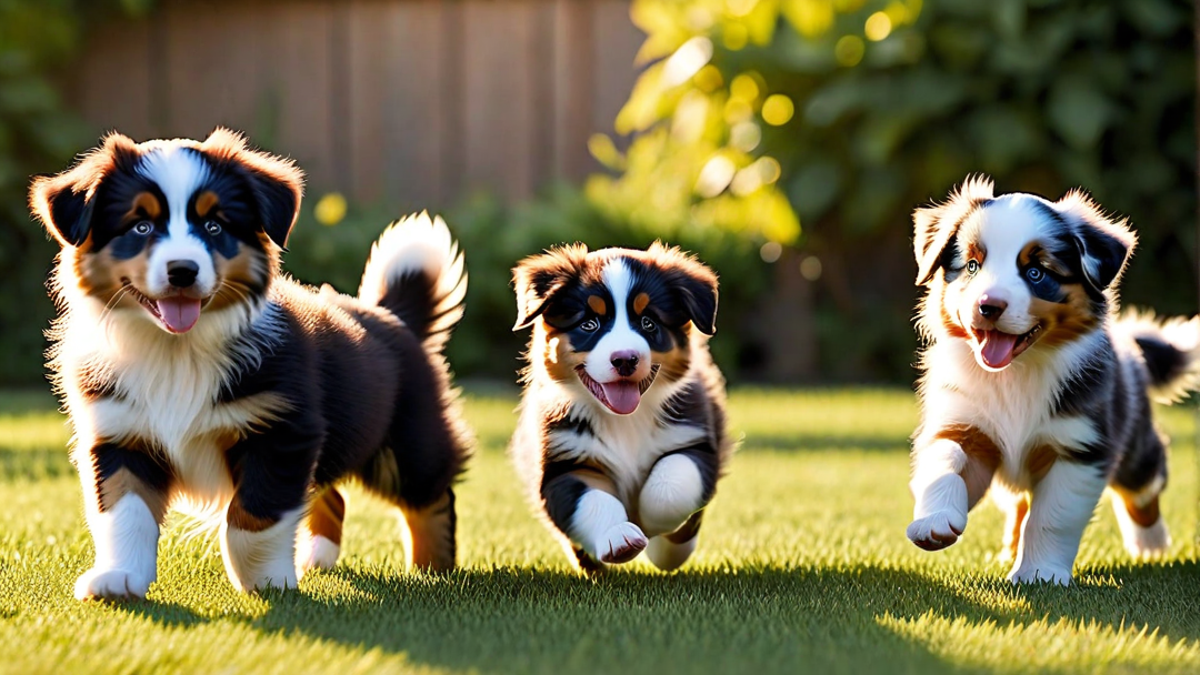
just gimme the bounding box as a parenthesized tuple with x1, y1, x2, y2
(601, 381, 642, 415)
(979, 330, 1018, 369)
(156, 297, 202, 334)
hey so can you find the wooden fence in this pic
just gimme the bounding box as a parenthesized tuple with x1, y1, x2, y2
(68, 0, 644, 208)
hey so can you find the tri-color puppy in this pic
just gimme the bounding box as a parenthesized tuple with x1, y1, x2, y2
(908, 176, 1200, 585)
(30, 129, 470, 600)
(510, 243, 731, 572)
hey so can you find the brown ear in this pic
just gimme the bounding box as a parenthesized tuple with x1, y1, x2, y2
(648, 241, 718, 335)
(200, 127, 304, 249)
(914, 175, 995, 285)
(512, 244, 588, 330)
(29, 132, 140, 247)
(1055, 189, 1136, 292)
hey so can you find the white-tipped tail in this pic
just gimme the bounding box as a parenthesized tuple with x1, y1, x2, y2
(1117, 309, 1200, 404)
(358, 212, 467, 352)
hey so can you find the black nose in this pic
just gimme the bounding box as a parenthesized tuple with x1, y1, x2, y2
(611, 352, 640, 377)
(167, 260, 200, 288)
(978, 296, 1007, 320)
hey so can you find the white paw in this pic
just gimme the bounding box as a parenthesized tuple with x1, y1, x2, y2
(1008, 563, 1072, 586)
(594, 523, 648, 564)
(298, 535, 340, 572)
(74, 567, 154, 600)
(1123, 520, 1171, 559)
(645, 535, 697, 571)
(907, 510, 966, 551)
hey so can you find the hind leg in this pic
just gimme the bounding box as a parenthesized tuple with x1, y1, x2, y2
(1110, 429, 1171, 558)
(991, 487, 1029, 565)
(645, 512, 704, 572)
(399, 488, 456, 571)
(357, 446, 461, 573)
(297, 486, 346, 572)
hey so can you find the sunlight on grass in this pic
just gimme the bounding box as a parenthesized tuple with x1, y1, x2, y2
(1, 389, 1198, 674)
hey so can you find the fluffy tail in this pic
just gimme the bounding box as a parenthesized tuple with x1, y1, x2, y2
(1117, 309, 1200, 404)
(358, 212, 467, 353)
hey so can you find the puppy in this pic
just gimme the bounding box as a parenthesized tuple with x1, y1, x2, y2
(510, 243, 731, 572)
(907, 176, 1200, 585)
(30, 129, 470, 599)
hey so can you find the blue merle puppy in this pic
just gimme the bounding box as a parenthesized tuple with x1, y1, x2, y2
(510, 243, 732, 572)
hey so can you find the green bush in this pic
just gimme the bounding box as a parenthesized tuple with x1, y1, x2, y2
(599, 0, 1197, 381)
(0, 0, 152, 386)
(284, 187, 774, 384)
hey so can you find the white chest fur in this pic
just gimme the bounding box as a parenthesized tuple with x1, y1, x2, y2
(57, 304, 285, 516)
(920, 333, 1103, 489)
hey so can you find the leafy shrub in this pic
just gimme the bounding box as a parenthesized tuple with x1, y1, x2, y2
(284, 187, 774, 384)
(0, 0, 152, 386)
(599, 0, 1196, 381)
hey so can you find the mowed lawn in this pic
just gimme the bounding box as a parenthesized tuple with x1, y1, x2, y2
(1, 388, 1199, 675)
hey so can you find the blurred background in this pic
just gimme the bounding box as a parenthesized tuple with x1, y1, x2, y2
(0, 0, 1195, 387)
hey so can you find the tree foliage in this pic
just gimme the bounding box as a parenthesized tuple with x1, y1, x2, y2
(597, 0, 1196, 380)
(0, 0, 152, 384)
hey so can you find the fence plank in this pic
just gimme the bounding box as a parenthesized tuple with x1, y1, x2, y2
(67, 0, 642, 206)
(72, 17, 154, 141)
(462, 0, 537, 201)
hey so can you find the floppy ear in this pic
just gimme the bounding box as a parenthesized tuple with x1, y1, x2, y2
(29, 132, 139, 247)
(1057, 190, 1135, 292)
(913, 175, 995, 285)
(512, 244, 588, 330)
(652, 242, 718, 335)
(201, 128, 304, 250)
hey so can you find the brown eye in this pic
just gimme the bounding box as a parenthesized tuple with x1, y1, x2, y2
(580, 318, 600, 332)
(205, 220, 222, 236)
(132, 221, 153, 236)
(640, 316, 658, 333)
(966, 260, 980, 275)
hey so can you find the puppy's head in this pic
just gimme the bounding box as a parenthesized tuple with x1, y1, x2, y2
(513, 242, 718, 415)
(914, 176, 1135, 372)
(30, 128, 303, 335)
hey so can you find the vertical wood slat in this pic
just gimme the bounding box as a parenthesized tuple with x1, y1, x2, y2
(68, 0, 645, 206)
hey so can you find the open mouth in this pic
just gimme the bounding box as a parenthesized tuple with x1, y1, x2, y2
(972, 324, 1043, 370)
(575, 364, 660, 415)
(122, 279, 204, 334)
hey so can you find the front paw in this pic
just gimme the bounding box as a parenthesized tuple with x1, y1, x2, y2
(594, 523, 648, 564)
(1008, 563, 1072, 586)
(74, 567, 154, 600)
(907, 510, 966, 551)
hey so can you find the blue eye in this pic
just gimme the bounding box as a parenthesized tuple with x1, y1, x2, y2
(966, 260, 980, 275)
(1026, 267, 1044, 282)
(580, 318, 600, 332)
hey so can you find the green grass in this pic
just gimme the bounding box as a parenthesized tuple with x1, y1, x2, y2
(1, 388, 1199, 674)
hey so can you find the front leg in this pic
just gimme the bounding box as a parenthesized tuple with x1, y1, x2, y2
(220, 422, 319, 592)
(1008, 459, 1106, 586)
(907, 425, 1000, 551)
(74, 439, 172, 600)
(638, 446, 718, 571)
(541, 463, 646, 567)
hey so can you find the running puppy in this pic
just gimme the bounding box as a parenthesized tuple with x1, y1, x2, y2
(31, 129, 470, 600)
(510, 243, 731, 572)
(907, 176, 1200, 585)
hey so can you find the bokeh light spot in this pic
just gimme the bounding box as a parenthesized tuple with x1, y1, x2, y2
(730, 73, 760, 103)
(314, 192, 347, 226)
(800, 256, 823, 281)
(835, 35, 865, 67)
(865, 11, 892, 41)
(760, 241, 782, 263)
(761, 94, 795, 126)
